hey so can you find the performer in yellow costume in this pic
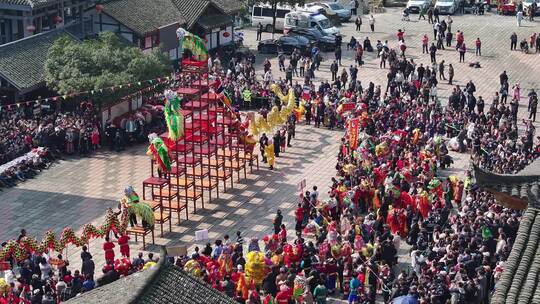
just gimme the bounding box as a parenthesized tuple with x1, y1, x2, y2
(264, 138, 275, 170)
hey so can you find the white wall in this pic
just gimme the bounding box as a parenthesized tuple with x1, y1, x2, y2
(101, 95, 143, 126)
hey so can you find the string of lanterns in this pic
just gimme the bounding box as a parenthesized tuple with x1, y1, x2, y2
(2, 76, 173, 110)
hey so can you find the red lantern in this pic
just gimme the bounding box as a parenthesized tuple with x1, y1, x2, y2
(54, 16, 63, 24)
(222, 31, 230, 38)
(95, 4, 104, 12)
(26, 25, 36, 32)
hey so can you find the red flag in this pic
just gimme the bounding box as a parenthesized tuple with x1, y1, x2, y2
(348, 118, 360, 150)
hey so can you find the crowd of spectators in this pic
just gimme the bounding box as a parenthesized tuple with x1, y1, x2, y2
(0, 96, 167, 190)
(158, 36, 539, 304)
(0, 233, 160, 303)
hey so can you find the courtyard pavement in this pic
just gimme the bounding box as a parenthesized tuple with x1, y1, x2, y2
(0, 125, 341, 272)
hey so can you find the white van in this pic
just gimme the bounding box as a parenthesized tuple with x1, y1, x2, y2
(284, 11, 340, 36)
(251, 3, 292, 32)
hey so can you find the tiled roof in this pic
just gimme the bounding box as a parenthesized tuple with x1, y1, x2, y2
(64, 266, 154, 303)
(474, 161, 540, 209)
(492, 208, 540, 304)
(211, 0, 247, 14)
(197, 14, 233, 30)
(0, 0, 57, 9)
(101, 0, 186, 36)
(0, 29, 76, 93)
(136, 263, 237, 304)
(170, 0, 210, 29)
(66, 247, 237, 304)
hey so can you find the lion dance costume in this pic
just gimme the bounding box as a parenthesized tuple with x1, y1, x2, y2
(146, 133, 172, 176)
(163, 90, 184, 141)
(121, 186, 155, 229)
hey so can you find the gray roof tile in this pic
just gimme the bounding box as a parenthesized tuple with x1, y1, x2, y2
(170, 0, 210, 29)
(0, 0, 58, 9)
(0, 29, 76, 92)
(492, 208, 540, 304)
(102, 0, 186, 35)
(66, 247, 237, 304)
(211, 0, 247, 14)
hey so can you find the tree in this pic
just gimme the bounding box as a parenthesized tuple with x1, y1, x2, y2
(45, 32, 171, 104)
(268, 0, 305, 38)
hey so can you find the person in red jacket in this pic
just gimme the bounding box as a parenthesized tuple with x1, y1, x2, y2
(103, 236, 115, 263)
(475, 37, 482, 56)
(117, 234, 130, 258)
(397, 29, 405, 42)
(275, 284, 292, 304)
(295, 203, 304, 235)
(422, 34, 429, 53)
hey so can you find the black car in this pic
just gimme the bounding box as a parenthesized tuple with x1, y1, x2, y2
(286, 28, 337, 52)
(257, 35, 312, 55)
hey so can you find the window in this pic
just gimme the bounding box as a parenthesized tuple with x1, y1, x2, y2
(261, 8, 274, 17)
(276, 9, 289, 18)
(145, 36, 152, 48)
(318, 19, 331, 29)
(253, 7, 262, 16)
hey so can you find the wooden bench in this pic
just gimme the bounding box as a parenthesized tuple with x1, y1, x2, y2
(225, 159, 247, 180)
(194, 178, 220, 202)
(239, 150, 259, 173)
(176, 188, 203, 213)
(153, 209, 171, 237)
(163, 199, 189, 223)
(141, 200, 161, 211)
(210, 167, 233, 192)
(126, 226, 154, 250)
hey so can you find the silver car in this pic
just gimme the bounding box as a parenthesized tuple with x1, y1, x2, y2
(406, 0, 432, 12)
(316, 2, 352, 21)
(435, 0, 458, 14)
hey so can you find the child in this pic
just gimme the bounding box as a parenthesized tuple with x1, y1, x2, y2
(280, 128, 287, 152)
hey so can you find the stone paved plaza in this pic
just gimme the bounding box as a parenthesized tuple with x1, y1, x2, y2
(0, 125, 341, 270)
(1, 7, 539, 279)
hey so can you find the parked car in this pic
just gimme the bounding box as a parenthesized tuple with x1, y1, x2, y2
(435, 0, 459, 14)
(497, 0, 517, 14)
(303, 3, 342, 26)
(315, 2, 352, 21)
(257, 35, 312, 55)
(284, 11, 340, 36)
(406, 0, 432, 12)
(286, 27, 336, 52)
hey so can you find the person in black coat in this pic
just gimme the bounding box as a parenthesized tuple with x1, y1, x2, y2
(262, 265, 279, 296)
(272, 132, 281, 157)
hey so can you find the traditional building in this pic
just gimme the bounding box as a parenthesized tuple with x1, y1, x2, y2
(65, 247, 237, 304)
(84, 0, 242, 60)
(0, 28, 77, 102)
(0, 0, 93, 45)
(474, 159, 540, 304)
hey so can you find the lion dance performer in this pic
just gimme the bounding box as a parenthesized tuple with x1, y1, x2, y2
(146, 133, 171, 178)
(264, 138, 276, 170)
(121, 186, 155, 229)
(163, 90, 184, 141)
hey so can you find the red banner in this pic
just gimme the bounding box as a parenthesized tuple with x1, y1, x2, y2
(348, 118, 360, 150)
(341, 103, 356, 112)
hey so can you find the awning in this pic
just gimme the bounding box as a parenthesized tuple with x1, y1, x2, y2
(197, 14, 232, 31)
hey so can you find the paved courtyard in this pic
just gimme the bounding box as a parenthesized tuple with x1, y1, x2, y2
(1, 7, 539, 283)
(0, 125, 341, 270)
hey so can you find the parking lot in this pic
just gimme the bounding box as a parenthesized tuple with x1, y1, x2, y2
(241, 7, 540, 111)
